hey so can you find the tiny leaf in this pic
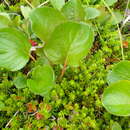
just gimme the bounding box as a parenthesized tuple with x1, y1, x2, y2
(108, 11, 123, 25)
(105, 0, 117, 6)
(102, 80, 130, 116)
(13, 74, 27, 89)
(84, 7, 100, 20)
(50, 0, 65, 10)
(61, 0, 85, 21)
(96, 7, 111, 25)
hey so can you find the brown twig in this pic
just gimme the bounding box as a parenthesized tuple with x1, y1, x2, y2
(29, 54, 36, 62)
(3, 0, 10, 7)
(5, 110, 19, 128)
(25, 0, 34, 8)
(59, 59, 67, 80)
(38, 0, 50, 7)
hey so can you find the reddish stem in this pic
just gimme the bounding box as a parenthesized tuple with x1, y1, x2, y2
(59, 60, 67, 80)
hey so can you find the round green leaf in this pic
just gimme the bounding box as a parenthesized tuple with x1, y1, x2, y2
(108, 12, 123, 25)
(107, 60, 130, 84)
(61, 0, 85, 21)
(29, 7, 66, 42)
(96, 7, 111, 25)
(0, 28, 31, 71)
(13, 74, 27, 89)
(27, 65, 55, 97)
(102, 80, 130, 116)
(44, 22, 94, 66)
(84, 7, 100, 20)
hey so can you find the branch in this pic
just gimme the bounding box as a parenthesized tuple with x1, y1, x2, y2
(102, 0, 125, 60)
(59, 59, 67, 80)
(29, 54, 36, 62)
(38, 0, 50, 8)
(25, 0, 34, 8)
(3, 0, 10, 7)
(5, 111, 19, 128)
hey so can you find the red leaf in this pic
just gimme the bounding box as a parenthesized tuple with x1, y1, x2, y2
(45, 104, 52, 111)
(15, 96, 23, 100)
(27, 103, 37, 113)
(53, 126, 63, 130)
(123, 41, 129, 48)
(35, 112, 43, 120)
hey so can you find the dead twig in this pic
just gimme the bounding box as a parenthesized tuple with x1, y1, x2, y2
(38, 0, 50, 7)
(5, 110, 19, 128)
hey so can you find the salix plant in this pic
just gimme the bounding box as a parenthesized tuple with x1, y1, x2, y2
(0, 0, 96, 97)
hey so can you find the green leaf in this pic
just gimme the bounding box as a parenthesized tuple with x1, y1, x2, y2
(27, 65, 55, 96)
(35, 56, 50, 66)
(108, 11, 123, 25)
(13, 74, 27, 89)
(0, 13, 10, 20)
(107, 61, 130, 84)
(84, 7, 100, 20)
(96, 7, 111, 25)
(102, 80, 130, 116)
(105, 0, 117, 6)
(31, 0, 40, 7)
(11, 15, 21, 27)
(61, 0, 85, 21)
(0, 28, 31, 71)
(0, 101, 5, 111)
(112, 122, 122, 130)
(0, 13, 11, 28)
(21, 6, 32, 19)
(29, 7, 66, 42)
(50, 0, 65, 10)
(44, 22, 94, 66)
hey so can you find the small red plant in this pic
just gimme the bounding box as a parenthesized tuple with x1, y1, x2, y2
(29, 40, 38, 46)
